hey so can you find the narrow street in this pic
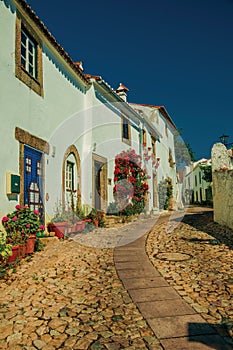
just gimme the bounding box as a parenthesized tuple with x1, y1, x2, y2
(0, 208, 232, 349)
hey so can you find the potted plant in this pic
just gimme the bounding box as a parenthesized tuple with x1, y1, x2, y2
(47, 201, 69, 238)
(86, 209, 105, 228)
(2, 205, 45, 258)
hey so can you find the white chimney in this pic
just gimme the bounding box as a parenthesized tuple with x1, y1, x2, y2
(116, 83, 129, 102)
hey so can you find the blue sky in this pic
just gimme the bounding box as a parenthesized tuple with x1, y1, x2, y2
(26, 0, 233, 160)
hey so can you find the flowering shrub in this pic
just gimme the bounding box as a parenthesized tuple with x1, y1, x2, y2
(2, 205, 45, 244)
(113, 149, 149, 215)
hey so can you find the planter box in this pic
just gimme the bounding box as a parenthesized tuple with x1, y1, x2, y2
(48, 222, 67, 239)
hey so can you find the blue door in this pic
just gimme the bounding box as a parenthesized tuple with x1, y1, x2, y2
(24, 145, 44, 218)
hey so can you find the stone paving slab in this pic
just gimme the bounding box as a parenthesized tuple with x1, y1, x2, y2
(115, 261, 157, 272)
(160, 334, 233, 350)
(114, 253, 145, 262)
(129, 286, 180, 302)
(122, 277, 169, 290)
(116, 268, 160, 279)
(148, 314, 216, 339)
(138, 299, 197, 318)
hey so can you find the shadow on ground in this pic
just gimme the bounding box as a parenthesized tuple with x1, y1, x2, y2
(177, 210, 233, 251)
(188, 322, 233, 349)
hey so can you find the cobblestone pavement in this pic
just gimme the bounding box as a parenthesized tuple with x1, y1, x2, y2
(0, 238, 161, 349)
(146, 207, 233, 346)
(1, 207, 233, 349)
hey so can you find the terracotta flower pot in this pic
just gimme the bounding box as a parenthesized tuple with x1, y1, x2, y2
(26, 235, 36, 254)
(93, 219, 99, 227)
(72, 222, 80, 232)
(7, 245, 19, 263)
(19, 243, 26, 258)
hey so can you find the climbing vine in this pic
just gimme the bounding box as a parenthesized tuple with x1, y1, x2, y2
(158, 177, 173, 210)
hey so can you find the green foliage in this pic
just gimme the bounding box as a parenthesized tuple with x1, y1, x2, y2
(86, 209, 106, 227)
(158, 178, 173, 210)
(0, 230, 12, 262)
(200, 165, 212, 183)
(34, 238, 45, 252)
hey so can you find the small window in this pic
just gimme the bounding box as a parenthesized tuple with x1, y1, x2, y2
(66, 161, 74, 191)
(195, 175, 197, 187)
(21, 28, 37, 79)
(26, 157, 31, 173)
(151, 136, 156, 155)
(122, 115, 131, 145)
(37, 161, 42, 176)
(199, 171, 202, 184)
(165, 124, 168, 137)
(15, 14, 43, 96)
(142, 129, 147, 146)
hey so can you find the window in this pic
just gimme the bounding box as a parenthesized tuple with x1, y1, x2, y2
(15, 14, 43, 96)
(29, 182, 40, 211)
(26, 157, 32, 173)
(168, 148, 175, 167)
(21, 28, 37, 79)
(165, 124, 168, 137)
(66, 161, 74, 191)
(195, 175, 197, 187)
(122, 115, 131, 145)
(199, 171, 202, 184)
(142, 129, 147, 146)
(37, 161, 42, 176)
(151, 136, 156, 155)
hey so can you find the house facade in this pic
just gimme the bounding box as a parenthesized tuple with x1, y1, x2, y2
(0, 0, 179, 223)
(183, 158, 212, 205)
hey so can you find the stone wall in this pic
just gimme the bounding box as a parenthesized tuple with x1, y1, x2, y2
(212, 143, 233, 229)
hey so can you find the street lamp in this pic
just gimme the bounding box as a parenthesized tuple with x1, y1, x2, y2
(219, 134, 233, 148)
(219, 134, 229, 146)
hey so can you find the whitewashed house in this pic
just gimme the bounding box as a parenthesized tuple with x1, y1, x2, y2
(130, 104, 179, 210)
(183, 158, 212, 205)
(0, 0, 179, 224)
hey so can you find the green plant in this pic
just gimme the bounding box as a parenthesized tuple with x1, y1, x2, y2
(34, 238, 44, 252)
(86, 209, 106, 227)
(158, 177, 173, 210)
(0, 229, 12, 262)
(51, 199, 82, 224)
(2, 205, 45, 244)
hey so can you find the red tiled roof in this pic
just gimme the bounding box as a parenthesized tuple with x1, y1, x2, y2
(84, 74, 102, 81)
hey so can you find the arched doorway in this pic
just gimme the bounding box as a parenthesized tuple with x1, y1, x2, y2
(62, 145, 81, 211)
